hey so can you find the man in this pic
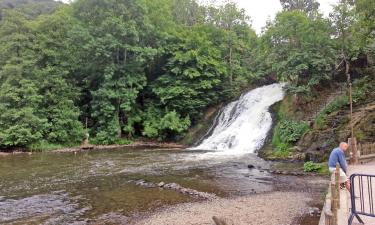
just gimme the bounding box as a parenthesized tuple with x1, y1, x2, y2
(328, 142, 350, 190)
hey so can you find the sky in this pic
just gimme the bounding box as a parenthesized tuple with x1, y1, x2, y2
(56, 0, 339, 33)
(212, 0, 339, 33)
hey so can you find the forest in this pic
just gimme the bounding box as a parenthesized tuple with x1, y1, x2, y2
(0, 0, 374, 150)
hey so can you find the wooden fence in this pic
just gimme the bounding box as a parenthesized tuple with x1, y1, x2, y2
(347, 139, 375, 163)
(322, 164, 341, 225)
(358, 143, 375, 156)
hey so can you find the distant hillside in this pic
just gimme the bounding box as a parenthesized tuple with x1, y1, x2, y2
(0, 0, 62, 19)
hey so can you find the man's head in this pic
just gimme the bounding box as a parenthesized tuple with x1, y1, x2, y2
(339, 142, 349, 151)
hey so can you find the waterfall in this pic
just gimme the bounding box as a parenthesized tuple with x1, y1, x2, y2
(192, 83, 285, 155)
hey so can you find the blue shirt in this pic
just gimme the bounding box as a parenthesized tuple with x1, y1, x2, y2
(328, 147, 347, 173)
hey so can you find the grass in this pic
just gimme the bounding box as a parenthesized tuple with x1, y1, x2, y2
(271, 149, 291, 158)
(314, 95, 348, 129)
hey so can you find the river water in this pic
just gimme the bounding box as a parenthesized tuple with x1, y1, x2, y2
(0, 148, 275, 224)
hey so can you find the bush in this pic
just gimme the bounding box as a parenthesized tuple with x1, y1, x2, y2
(142, 109, 191, 140)
(278, 119, 309, 143)
(303, 161, 323, 172)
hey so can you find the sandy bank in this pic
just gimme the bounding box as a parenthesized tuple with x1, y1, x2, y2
(134, 191, 311, 225)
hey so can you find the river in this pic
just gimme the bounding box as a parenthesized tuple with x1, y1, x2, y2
(0, 148, 277, 224)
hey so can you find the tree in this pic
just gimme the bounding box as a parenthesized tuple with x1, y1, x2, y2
(0, 0, 62, 19)
(280, 0, 320, 18)
(171, 0, 205, 26)
(0, 0, 265, 147)
(262, 11, 335, 99)
(0, 12, 47, 148)
(353, 0, 375, 65)
(206, 2, 256, 94)
(151, 27, 227, 122)
(72, 0, 157, 143)
(31, 8, 85, 144)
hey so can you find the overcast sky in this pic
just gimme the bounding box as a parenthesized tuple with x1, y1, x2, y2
(57, 0, 339, 33)
(222, 0, 339, 33)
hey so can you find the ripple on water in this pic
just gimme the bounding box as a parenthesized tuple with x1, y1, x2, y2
(0, 191, 89, 224)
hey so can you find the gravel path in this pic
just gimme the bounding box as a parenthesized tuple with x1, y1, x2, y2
(134, 192, 311, 225)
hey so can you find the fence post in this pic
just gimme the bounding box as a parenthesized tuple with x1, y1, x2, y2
(325, 210, 333, 225)
(348, 138, 359, 164)
(331, 182, 338, 225)
(335, 163, 340, 209)
(358, 143, 363, 156)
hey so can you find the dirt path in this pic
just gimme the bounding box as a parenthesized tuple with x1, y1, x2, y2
(133, 192, 312, 225)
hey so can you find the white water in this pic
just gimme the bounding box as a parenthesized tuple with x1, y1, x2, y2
(192, 83, 285, 155)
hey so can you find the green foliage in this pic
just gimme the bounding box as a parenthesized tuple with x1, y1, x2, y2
(278, 120, 309, 143)
(261, 10, 335, 97)
(272, 148, 291, 158)
(315, 95, 348, 128)
(0, 0, 62, 19)
(0, 0, 374, 149)
(303, 161, 323, 172)
(352, 76, 375, 103)
(143, 108, 191, 140)
(272, 119, 308, 155)
(280, 0, 320, 18)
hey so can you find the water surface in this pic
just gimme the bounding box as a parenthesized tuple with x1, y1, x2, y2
(0, 148, 272, 224)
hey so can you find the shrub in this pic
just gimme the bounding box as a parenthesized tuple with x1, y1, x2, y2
(278, 119, 309, 143)
(303, 161, 323, 172)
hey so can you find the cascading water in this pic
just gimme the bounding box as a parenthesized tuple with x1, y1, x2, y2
(192, 83, 285, 155)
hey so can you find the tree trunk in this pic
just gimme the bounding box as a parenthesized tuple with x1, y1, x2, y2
(229, 46, 233, 86)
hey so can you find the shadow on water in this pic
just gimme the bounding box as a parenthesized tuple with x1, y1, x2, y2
(0, 148, 275, 224)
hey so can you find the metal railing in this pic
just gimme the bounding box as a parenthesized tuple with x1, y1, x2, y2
(348, 173, 375, 225)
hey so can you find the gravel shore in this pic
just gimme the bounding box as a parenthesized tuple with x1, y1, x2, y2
(134, 191, 311, 225)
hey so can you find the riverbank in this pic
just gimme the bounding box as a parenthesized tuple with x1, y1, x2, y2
(133, 191, 313, 225)
(53, 142, 186, 153)
(0, 141, 185, 155)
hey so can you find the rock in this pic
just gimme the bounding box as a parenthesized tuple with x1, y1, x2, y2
(212, 216, 235, 225)
(292, 153, 306, 161)
(135, 180, 146, 185)
(247, 164, 255, 169)
(130, 180, 217, 200)
(308, 207, 321, 216)
(291, 146, 303, 152)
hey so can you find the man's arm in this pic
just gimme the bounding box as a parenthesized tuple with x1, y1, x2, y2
(339, 152, 347, 173)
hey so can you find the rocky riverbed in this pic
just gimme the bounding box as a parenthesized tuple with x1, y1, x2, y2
(134, 192, 313, 225)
